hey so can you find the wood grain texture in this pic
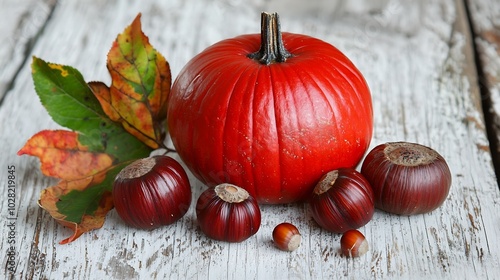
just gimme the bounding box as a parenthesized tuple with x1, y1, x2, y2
(466, 0, 500, 179)
(0, 0, 56, 102)
(1, 0, 499, 279)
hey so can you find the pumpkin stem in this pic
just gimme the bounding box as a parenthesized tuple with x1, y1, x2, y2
(248, 12, 292, 65)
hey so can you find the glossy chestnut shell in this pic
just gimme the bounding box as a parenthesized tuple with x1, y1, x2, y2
(196, 183, 261, 242)
(361, 142, 452, 215)
(341, 229, 369, 258)
(272, 222, 301, 251)
(112, 156, 192, 230)
(308, 168, 374, 233)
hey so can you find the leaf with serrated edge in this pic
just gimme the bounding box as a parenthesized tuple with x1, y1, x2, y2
(105, 13, 171, 149)
(89, 81, 157, 149)
(31, 57, 107, 136)
(18, 129, 149, 244)
(20, 54, 153, 244)
(18, 130, 113, 180)
(38, 167, 115, 244)
(30, 57, 152, 159)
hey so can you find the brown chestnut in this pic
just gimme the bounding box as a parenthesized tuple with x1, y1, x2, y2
(308, 168, 374, 233)
(112, 156, 192, 230)
(361, 142, 452, 215)
(196, 183, 261, 242)
(272, 222, 301, 251)
(341, 229, 369, 258)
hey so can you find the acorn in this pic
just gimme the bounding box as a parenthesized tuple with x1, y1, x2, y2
(340, 229, 369, 258)
(272, 222, 302, 251)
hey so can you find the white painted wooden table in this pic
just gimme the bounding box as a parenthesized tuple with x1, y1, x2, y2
(1, 0, 500, 279)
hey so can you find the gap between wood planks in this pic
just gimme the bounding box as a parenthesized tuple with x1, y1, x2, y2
(0, 1, 57, 107)
(463, 0, 500, 188)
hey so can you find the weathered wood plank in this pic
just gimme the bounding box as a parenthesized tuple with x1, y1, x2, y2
(0, 0, 499, 279)
(466, 0, 500, 182)
(0, 0, 56, 102)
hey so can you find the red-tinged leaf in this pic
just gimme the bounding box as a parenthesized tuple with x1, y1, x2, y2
(89, 81, 157, 149)
(38, 168, 115, 244)
(17, 130, 114, 180)
(19, 13, 171, 244)
(105, 13, 171, 149)
(18, 130, 136, 244)
(21, 56, 152, 244)
(88, 82, 121, 121)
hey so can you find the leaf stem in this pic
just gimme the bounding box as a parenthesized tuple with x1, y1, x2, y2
(158, 143, 177, 155)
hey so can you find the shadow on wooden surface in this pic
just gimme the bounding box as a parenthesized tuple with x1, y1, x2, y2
(465, 0, 500, 187)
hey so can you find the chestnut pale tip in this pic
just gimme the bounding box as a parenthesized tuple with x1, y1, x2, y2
(214, 183, 249, 203)
(313, 170, 339, 195)
(384, 142, 439, 166)
(283, 234, 301, 252)
(116, 157, 156, 180)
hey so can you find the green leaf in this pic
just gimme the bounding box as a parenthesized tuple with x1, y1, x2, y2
(31, 57, 151, 162)
(22, 57, 154, 244)
(19, 14, 172, 244)
(56, 163, 126, 223)
(31, 57, 105, 133)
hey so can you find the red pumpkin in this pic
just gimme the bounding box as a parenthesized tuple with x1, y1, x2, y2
(167, 13, 373, 204)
